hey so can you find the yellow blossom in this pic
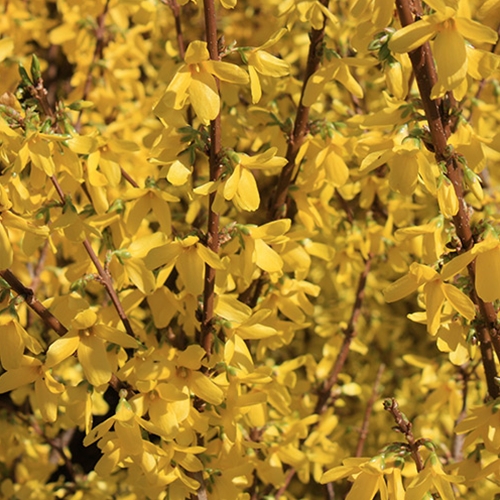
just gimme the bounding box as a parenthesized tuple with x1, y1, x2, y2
(223, 147, 287, 211)
(45, 309, 139, 387)
(389, 0, 498, 99)
(246, 29, 290, 103)
(158, 41, 249, 124)
(384, 262, 476, 335)
(405, 453, 464, 500)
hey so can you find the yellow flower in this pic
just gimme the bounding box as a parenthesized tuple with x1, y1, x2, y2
(0, 355, 64, 422)
(405, 452, 464, 500)
(455, 401, 500, 454)
(122, 186, 179, 236)
(303, 56, 367, 106)
(439, 236, 500, 303)
(280, 0, 338, 30)
(246, 29, 290, 103)
(159, 41, 249, 124)
(223, 147, 287, 211)
(215, 294, 277, 340)
(321, 455, 406, 500)
(360, 137, 438, 196)
(145, 234, 225, 296)
(389, 0, 498, 99)
(384, 262, 476, 335)
(45, 309, 139, 387)
(0, 204, 49, 269)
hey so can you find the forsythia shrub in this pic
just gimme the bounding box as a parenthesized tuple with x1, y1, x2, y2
(1, 0, 500, 498)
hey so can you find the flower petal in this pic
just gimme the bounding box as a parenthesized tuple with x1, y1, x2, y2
(188, 71, 219, 124)
(0, 223, 13, 269)
(45, 331, 80, 368)
(207, 60, 249, 84)
(78, 335, 112, 386)
(475, 248, 500, 302)
(389, 19, 436, 53)
(456, 16, 498, 45)
(185, 41, 210, 64)
(383, 274, 419, 302)
(0, 365, 39, 393)
(248, 50, 290, 77)
(442, 283, 475, 320)
(189, 371, 224, 405)
(432, 28, 467, 96)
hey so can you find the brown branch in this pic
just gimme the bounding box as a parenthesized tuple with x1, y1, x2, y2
(26, 240, 50, 330)
(80, 237, 135, 338)
(273, 255, 373, 499)
(274, 468, 296, 499)
(0, 268, 129, 396)
(0, 269, 67, 336)
(315, 255, 372, 415)
(199, 0, 222, 358)
(75, 0, 110, 131)
(355, 363, 385, 457)
(163, 0, 187, 60)
(383, 397, 425, 472)
(27, 73, 137, 340)
(395, 0, 499, 399)
(28, 417, 77, 482)
(51, 175, 136, 339)
(267, 0, 329, 221)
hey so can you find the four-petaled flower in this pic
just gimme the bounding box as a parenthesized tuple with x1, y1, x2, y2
(389, 0, 498, 99)
(160, 41, 249, 124)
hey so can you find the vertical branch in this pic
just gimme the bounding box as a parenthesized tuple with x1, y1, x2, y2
(268, 0, 329, 220)
(315, 256, 372, 415)
(384, 397, 425, 472)
(75, 0, 111, 131)
(200, 0, 222, 356)
(163, 0, 187, 60)
(273, 256, 373, 499)
(355, 363, 385, 457)
(395, 0, 500, 399)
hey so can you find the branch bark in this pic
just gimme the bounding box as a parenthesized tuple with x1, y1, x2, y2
(273, 255, 373, 498)
(200, 0, 222, 357)
(355, 363, 385, 457)
(395, 0, 500, 399)
(384, 397, 425, 472)
(27, 75, 137, 340)
(268, 0, 329, 221)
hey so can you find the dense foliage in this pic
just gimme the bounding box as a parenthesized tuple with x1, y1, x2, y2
(0, 0, 500, 498)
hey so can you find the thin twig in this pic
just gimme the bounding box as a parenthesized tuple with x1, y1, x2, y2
(273, 255, 373, 498)
(0, 269, 67, 336)
(75, 0, 111, 131)
(383, 397, 425, 472)
(274, 468, 296, 499)
(267, 0, 330, 220)
(27, 75, 137, 340)
(355, 363, 385, 457)
(28, 417, 77, 481)
(315, 256, 372, 415)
